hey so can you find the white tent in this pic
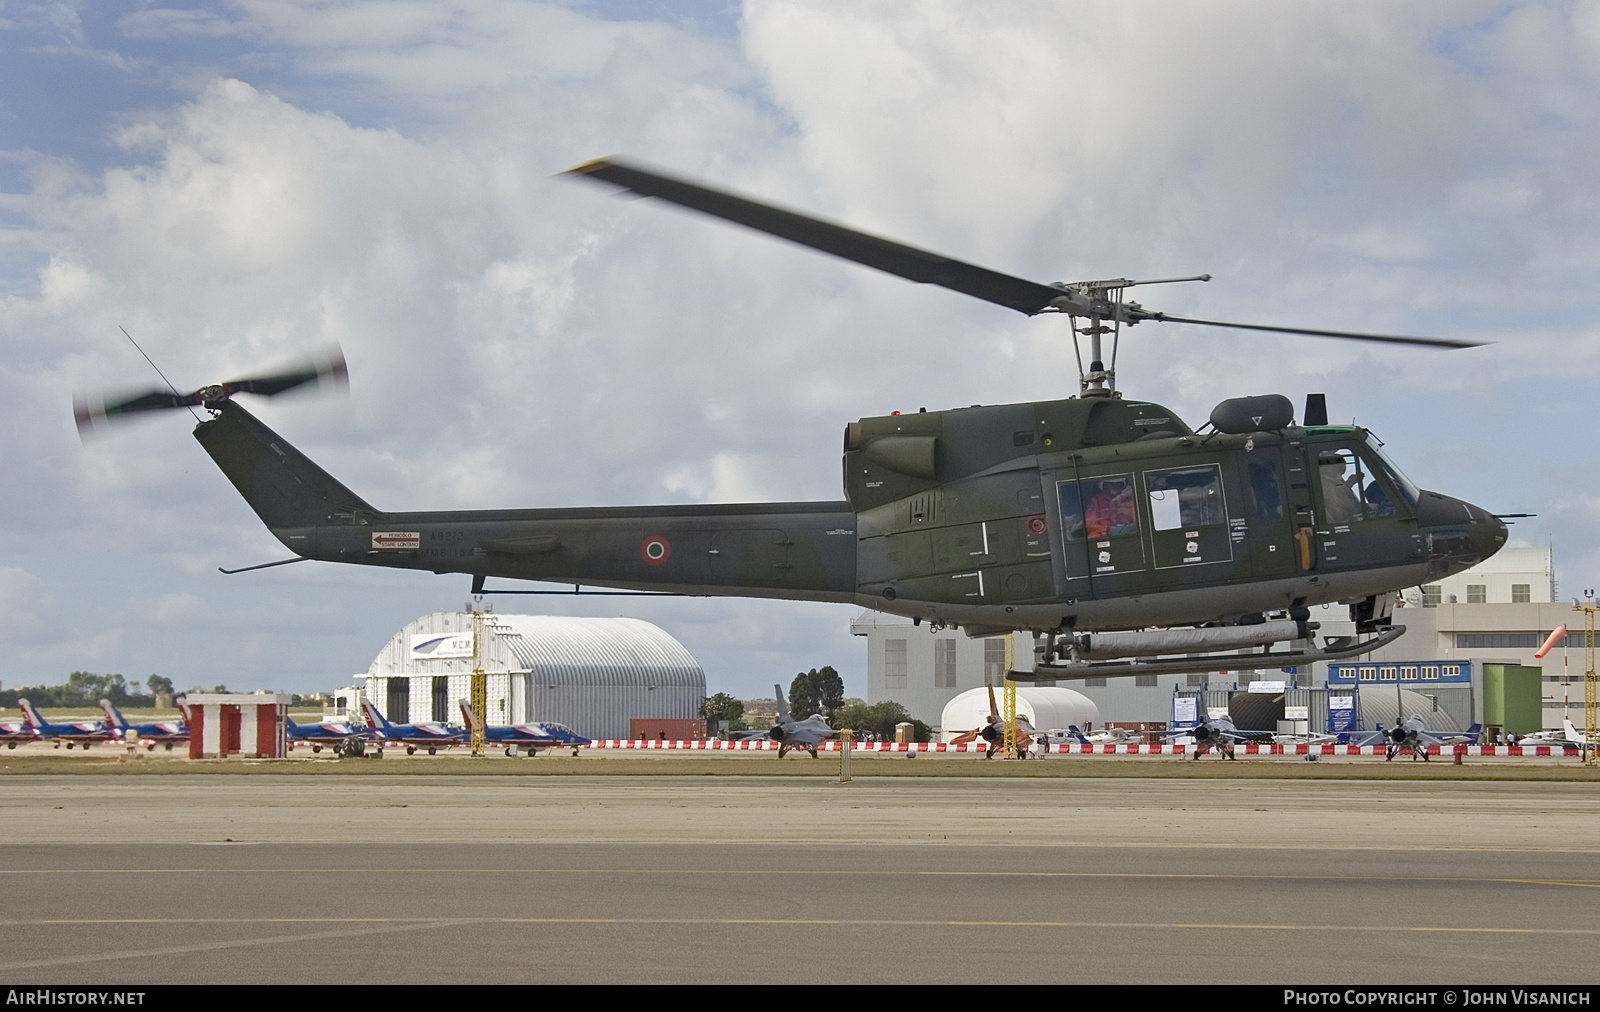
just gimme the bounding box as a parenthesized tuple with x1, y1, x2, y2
(939, 686, 1100, 741)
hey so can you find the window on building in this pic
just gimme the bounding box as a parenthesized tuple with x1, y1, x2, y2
(1512, 584, 1531, 603)
(1467, 584, 1487, 604)
(1379, 666, 1397, 681)
(935, 639, 957, 688)
(1359, 666, 1377, 681)
(1135, 674, 1158, 687)
(885, 639, 907, 689)
(1421, 585, 1441, 607)
(1400, 666, 1417, 681)
(983, 639, 1006, 686)
(1420, 665, 1438, 680)
(1456, 633, 1539, 649)
(1085, 677, 1107, 687)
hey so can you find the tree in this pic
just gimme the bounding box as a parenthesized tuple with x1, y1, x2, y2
(147, 674, 174, 697)
(700, 692, 746, 730)
(833, 699, 931, 742)
(789, 666, 844, 719)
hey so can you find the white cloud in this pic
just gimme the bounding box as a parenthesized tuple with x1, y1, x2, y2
(4, 1, 1600, 698)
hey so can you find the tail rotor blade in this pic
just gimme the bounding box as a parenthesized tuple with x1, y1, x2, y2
(224, 347, 348, 398)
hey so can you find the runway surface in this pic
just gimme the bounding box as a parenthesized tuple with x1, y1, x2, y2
(3, 775, 1597, 984)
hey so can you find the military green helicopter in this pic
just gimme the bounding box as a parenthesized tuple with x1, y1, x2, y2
(75, 158, 1508, 680)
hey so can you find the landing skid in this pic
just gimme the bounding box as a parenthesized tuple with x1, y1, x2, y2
(1009, 625, 1406, 681)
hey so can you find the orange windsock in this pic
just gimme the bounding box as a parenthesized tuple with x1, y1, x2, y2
(1535, 625, 1568, 659)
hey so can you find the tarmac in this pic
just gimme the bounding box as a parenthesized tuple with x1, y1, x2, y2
(2, 773, 1598, 984)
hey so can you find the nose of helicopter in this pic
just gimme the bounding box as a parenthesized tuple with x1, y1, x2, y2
(1414, 489, 1508, 575)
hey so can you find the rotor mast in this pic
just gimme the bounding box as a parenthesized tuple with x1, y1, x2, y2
(1049, 275, 1211, 398)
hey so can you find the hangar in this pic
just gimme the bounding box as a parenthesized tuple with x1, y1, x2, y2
(363, 612, 705, 740)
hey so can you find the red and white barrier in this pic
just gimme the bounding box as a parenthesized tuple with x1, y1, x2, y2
(583, 739, 1579, 757)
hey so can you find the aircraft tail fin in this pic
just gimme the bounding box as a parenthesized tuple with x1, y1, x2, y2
(18, 698, 46, 731)
(361, 699, 392, 730)
(1462, 723, 1483, 745)
(99, 699, 130, 732)
(458, 699, 476, 731)
(176, 699, 191, 727)
(192, 400, 375, 532)
(1067, 724, 1091, 744)
(773, 683, 789, 722)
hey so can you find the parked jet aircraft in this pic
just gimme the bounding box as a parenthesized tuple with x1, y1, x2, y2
(1352, 718, 1482, 761)
(18, 699, 114, 749)
(768, 684, 837, 758)
(1164, 716, 1273, 760)
(1519, 719, 1594, 753)
(948, 686, 1040, 757)
(457, 700, 590, 756)
(287, 716, 366, 753)
(360, 699, 467, 755)
(1054, 724, 1142, 746)
(1, 718, 35, 748)
(99, 699, 188, 751)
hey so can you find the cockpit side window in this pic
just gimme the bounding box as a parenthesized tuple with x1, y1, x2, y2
(1316, 449, 1365, 526)
(1316, 444, 1412, 524)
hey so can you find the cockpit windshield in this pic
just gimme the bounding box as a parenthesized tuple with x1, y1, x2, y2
(1363, 434, 1419, 507)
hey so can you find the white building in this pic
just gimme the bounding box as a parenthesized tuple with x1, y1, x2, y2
(363, 611, 705, 740)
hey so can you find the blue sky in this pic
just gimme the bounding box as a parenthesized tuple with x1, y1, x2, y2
(3, 1, 1600, 700)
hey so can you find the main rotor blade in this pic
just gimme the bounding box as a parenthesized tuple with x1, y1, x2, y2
(1145, 314, 1482, 350)
(564, 157, 1072, 316)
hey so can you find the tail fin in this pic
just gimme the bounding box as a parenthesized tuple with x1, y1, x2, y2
(18, 698, 46, 730)
(986, 685, 999, 723)
(458, 699, 476, 731)
(1463, 723, 1482, 745)
(99, 699, 130, 732)
(361, 698, 392, 729)
(176, 699, 191, 727)
(1565, 718, 1585, 742)
(773, 683, 789, 721)
(192, 400, 374, 532)
(1067, 724, 1091, 744)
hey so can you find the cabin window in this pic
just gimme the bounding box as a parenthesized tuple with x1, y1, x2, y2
(1143, 463, 1233, 569)
(885, 639, 907, 688)
(1146, 466, 1225, 530)
(1247, 461, 1283, 520)
(1059, 474, 1138, 541)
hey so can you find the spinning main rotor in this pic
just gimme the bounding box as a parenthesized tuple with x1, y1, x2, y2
(565, 158, 1480, 396)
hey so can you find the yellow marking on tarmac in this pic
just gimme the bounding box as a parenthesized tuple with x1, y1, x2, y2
(40, 919, 162, 924)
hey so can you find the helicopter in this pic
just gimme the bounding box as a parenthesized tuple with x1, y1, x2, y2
(74, 158, 1509, 681)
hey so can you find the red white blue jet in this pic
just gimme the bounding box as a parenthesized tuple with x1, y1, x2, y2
(99, 699, 189, 751)
(1, 718, 37, 749)
(457, 700, 591, 757)
(360, 699, 467, 755)
(18, 699, 115, 749)
(287, 716, 367, 754)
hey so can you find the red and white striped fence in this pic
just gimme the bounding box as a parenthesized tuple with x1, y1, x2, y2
(585, 739, 1580, 757)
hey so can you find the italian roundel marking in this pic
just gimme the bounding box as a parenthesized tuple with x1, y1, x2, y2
(640, 535, 671, 565)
